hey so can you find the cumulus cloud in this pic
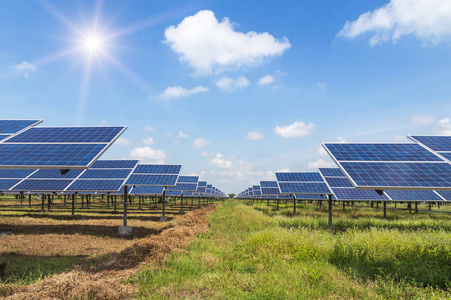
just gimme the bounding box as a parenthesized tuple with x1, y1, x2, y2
(246, 131, 263, 140)
(215, 76, 250, 92)
(437, 118, 451, 134)
(164, 10, 291, 74)
(178, 131, 189, 138)
(142, 137, 154, 145)
(276, 168, 290, 172)
(337, 0, 451, 46)
(412, 115, 435, 126)
(15, 61, 36, 77)
(308, 158, 335, 169)
(258, 75, 274, 85)
(159, 85, 208, 100)
(209, 153, 232, 168)
(115, 137, 132, 146)
(192, 137, 210, 149)
(129, 146, 167, 163)
(274, 121, 315, 138)
(143, 125, 156, 132)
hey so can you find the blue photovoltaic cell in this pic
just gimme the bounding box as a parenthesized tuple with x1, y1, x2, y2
(90, 160, 139, 169)
(276, 172, 324, 182)
(278, 182, 331, 194)
(0, 144, 108, 167)
(79, 169, 132, 179)
(0, 179, 22, 190)
(253, 191, 262, 196)
(409, 136, 451, 152)
(318, 168, 345, 177)
(0, 135, 10, 141)
(260, 181, 278, 188)
(207, 184, 212, 188)
(436, 191, 451, 201)
(340, 162, 451, 189)
(439, 152, 451, 161)
(198, 181, 207, 187)
(12, 179, 73, 191)
(5, 127, 124, 143)
(295, 194, 328, 200)
(323, 143, 442, 162)
(133, 164, 181, 174)
(325, 177, 354, 188)
(197, 186, 206, 193)
(177, 176, 199, 183)
(385, 190, 444, 201)
(166, 191, 182, 196)
(252, 185, 261, 191)
(261, 187, 280, 195)
(29, 169, 84, 179)
(332, 188, 390, 200)
(130, 186, 164, 195)
(0, 120, 41, 134)
(125, 174, 178, 186)
(0, 169, 36, 179)
(168, 183, 198, 191)
(66, 180, 124, 191)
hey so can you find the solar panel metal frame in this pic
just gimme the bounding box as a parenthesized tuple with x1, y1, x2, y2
(0, 126, 126, 169)
(322, 142, 451, 191)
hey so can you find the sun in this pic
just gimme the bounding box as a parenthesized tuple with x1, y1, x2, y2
(82, 33, 104, 54)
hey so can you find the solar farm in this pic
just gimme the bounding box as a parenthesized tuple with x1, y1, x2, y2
(0, 120, 450, 299)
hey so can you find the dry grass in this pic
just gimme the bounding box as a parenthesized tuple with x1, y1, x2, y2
(1, 205, 215, 299)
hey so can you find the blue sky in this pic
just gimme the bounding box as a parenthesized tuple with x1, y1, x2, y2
(1, 0, 451, 193)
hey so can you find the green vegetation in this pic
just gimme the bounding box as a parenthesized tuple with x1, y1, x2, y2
(133, 200, 451, 299)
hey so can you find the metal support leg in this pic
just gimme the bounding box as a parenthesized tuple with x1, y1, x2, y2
(138, 196, 142, 210)
(383, 201, 387, 218)
(343, 201, 345, 212)
(293, 195, 296, 215)
(191, 197, 194, 210)
(123, 185, 128, 226)
(29, 194, 31, 208)
(41, 195, 45, 211)
(415, 202, 418, 213)
(71, 194, 76, 217)
(328, 194, 333, 230)
(160, 188, 168, 222)
(179, 193, 185, 215)
(277, 199, 279, 211)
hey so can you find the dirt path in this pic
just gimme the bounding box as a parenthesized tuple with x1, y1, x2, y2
(3, 205, 216, 300)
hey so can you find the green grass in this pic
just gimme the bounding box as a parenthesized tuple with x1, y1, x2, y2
(132, 200, 451, 299)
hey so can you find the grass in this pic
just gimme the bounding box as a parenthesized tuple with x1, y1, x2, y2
(133, 200, 451, 299)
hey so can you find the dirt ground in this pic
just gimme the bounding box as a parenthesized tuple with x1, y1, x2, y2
(0, 204, 215, 299)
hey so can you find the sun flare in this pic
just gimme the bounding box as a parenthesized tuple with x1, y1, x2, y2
(82, 34, 104, 53)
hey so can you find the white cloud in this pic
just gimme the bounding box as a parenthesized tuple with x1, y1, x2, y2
(159, 85, 208, 100)
(142, 137, 154, 145)
(276, 168, 290, 172)
(209, 153, 232, 168)
(258, 75, 274, 85)
(308, 158, 335, 169)
(98, 119, 108, 126)
(192, 137, 210, 149)
(437, 118, 451, 134)
(412, 115, 435, 126)
(312, 82, 327, 90)
(15, 61, 37, 78)
(165, 133, 173, 138)
(115, 137, 132, 146)
(246, 131, 263, 140)
(129, 146, 167, 163)
(143, 125, 156, 132)
(274, 121, 315, 138)
(318, 137, 346, 156)
(178, 131, 189, 138)
(164, 10, 291, 74)
(201, 150, 212, 157)
(215, 76, 250, 92)
(337, 0, 451, 46)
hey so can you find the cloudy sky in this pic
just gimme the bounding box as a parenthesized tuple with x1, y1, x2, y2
(1, 0, 451, 193)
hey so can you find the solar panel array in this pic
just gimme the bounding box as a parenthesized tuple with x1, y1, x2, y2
(322, 143, 451, 190)
(276, 172, 332, 195)
(125, 164, 181, 186)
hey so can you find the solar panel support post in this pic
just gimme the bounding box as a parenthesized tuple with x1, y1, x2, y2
(276, 198, 279, 211)
(71, 194, 75, 217)
(40, 194, 45, 212)
(383, 201, 387, 218)
(343, 201, 345, 212)
(123, 185, 128, 227)
(198, 196, 201, 209)
(415, 202, 418, 214)
(328, 194, 333, 230)
(138, 196, 142, 210)
(107, 193, 110, 207)
(47, 194, 51, 211)
(179, 193, 185, 215)
(20, 192, 23, 206)
(267, 198, 269, 206)
(190, 197, 194, 211)
(293, 195, 296, 216)
(81, 195, 84, 209)
(113, 195, 117, 213)
(429, 202, 432, 211)
(319, 200, 322, 209)
(160, 188, 168, 222)
(28, 194, 31, 208)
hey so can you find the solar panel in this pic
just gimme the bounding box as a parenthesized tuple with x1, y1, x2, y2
(318, 168, 346, 177)
(253, 190, 262, 196)
(408, 136, 451, 152)
(197, 186, 206, 193)
(166, 191, 182, 196)
(0, 169, 36, 179)
(0, 120, 42, 135)
(66, 180, 125, 192)
(252, 185, 261, 191)
(276, 172, 324, 182)
(439, 152, 451, 161)
(79, 169, 132, 179)
(384, 190, 445, 202)
(29, 169, 84, 179)
(436, 191, 451, 201)
(324, 177, 355, 188)
(323, 143, 451, 190)
(167, 182, 198, 192)
(332, 188, 390, 200)
(90, 160, 139, 169)
(323, 143, 441, 162)
(261, 187, 280, 195)
(125, 174, 178, 186)
(177, 176, 199, 183)
(275, 172, 332, 195)
(260, 181, 278, 188)
(133, 164, 181, 174)
(130, 186, 164, 195)
(0, 179, 23, 190)
(198, 181, 207, 187)
(13, 179, 73, 192)
(295, 194, 328, 200)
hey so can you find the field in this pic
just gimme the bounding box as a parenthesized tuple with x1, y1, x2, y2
(1, 197, 451, 299)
